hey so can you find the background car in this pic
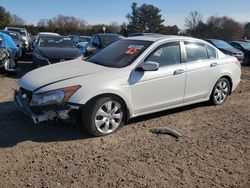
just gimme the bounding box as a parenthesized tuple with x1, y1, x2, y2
(15, 35, 241, 137)
(128, 32, 164, 37)
(0, 30, 25, 58)
(205, 39, 244, 63)
(229, 41, 250, 65)
(4, 27, 32, 52)
(237, 39, 250, 43)
(84, 33, 124, 56)
(32, 32, 60, 49)
(32, 35, 82, 67)
(0, 32, 18, 71)
(68, 35, 91, 54)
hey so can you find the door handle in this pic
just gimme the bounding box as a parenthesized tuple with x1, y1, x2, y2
(173, 69, 185, 75)
(210, 62, 218, 67)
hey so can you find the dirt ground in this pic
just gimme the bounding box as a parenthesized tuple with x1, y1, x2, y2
(0, 55, 249, 188)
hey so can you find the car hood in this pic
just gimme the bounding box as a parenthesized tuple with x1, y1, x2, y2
(37, 47, 82, 59)
(19, 60, 109, 91)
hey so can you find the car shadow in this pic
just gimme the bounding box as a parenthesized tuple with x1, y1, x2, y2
(0, 101, 89, 148)
(127, 101, 211, 125)
(0, 99, 211, 148)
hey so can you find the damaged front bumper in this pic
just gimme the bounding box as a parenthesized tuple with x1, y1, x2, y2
(14, 89, 79, 124)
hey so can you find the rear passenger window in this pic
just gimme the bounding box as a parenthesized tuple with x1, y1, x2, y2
(146, 42, 181, 67)
(206, 45, 217, 59)
(185, 42, 208, 62)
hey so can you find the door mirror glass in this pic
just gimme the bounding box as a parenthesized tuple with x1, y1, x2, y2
(141, 61, 159, 71)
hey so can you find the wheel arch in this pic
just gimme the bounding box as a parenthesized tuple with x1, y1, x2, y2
(219, 75, 233, 94)
(83, 93, 131, 122)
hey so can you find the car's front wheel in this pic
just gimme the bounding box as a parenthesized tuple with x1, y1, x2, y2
(82, 96, 126, 136)
(210, 78, 231, 105)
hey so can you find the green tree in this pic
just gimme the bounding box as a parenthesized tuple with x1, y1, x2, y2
(160, 25, 179, 35)
(0, 6, 11, 28)
(126, 2, 164, 34)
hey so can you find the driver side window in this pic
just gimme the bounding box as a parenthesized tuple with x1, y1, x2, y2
(146, 42, 181, 67)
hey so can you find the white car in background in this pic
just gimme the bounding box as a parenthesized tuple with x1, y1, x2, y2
(4, 27, 32, 52)
(14, 35, 241, 136)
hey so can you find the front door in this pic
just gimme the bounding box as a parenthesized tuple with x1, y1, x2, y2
(130, 42, 186, 115)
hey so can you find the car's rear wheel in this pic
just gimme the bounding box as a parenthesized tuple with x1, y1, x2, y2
(210, 78, 230, 105)
(82, 96, 126, 136)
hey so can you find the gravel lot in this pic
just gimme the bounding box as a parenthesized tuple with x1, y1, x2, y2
(0, 55, 249, 188)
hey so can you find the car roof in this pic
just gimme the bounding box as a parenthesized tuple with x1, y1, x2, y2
(5, 27, 27, 31)
(125, 35, 207, 43)
(38, 35, 72, 39)
(0, 30, 19, 35)
(80, 35, 91, 38)
(95, 33, 124, 37)
(38, 32, 60, 36)
(231, 40, 248, 44)
(128, 32, 164, 37)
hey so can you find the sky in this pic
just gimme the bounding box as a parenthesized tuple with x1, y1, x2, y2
(1, 0, 250, 29)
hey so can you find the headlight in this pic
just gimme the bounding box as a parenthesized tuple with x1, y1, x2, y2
(30, 85, 81, 106)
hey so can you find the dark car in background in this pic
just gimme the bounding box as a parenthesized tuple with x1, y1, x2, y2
(32, 35, 82, 67)
(205, 39, 244, 63)
(85, 33, 124, 56)
(0, 30, 24, 58)
(128, 32, 164, 37)
(229, 41, 250, 65)
(237, 39, 250, 43)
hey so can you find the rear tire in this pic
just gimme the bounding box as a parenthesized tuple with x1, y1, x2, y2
(81, 96, 126, 137)
(210, 78, 230, 105)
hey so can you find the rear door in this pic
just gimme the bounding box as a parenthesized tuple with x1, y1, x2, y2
(183, 42, 220, 103)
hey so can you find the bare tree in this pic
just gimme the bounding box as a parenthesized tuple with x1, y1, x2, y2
(11, 14, 26, 25)
(185, 11, 203, 31)
(109, 22, 121, 33)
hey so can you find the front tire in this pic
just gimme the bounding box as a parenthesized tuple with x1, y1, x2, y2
(81, 96, 126, 136)
(210, 78, 230, 105)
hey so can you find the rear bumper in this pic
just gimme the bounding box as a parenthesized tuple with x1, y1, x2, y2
(14, 90, 79, 124)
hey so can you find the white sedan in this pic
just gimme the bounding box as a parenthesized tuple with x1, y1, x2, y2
(14, 35, 241, 136)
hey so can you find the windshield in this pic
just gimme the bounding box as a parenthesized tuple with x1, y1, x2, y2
(8, 33, 18, 41)
(79, 37, 90, 43)
(100, 35, 123, 46)
(7, 28, 26, 36)
(211, 39, 233, 49)
(86, 39, 152, 68)
(38, 36, 76, 48)
(240, 42, 250, 49)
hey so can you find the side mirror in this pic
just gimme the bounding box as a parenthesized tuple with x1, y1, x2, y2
(141, 61, 159, 71)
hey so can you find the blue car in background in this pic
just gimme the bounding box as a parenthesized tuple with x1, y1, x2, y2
(0, 32, 19, 71)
